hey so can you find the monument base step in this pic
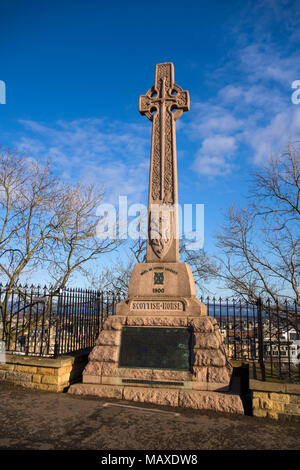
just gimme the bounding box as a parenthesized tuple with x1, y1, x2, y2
(68, 383, 244, 415)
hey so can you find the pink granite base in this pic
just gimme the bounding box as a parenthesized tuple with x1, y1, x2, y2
(68, 383, 244, 414)
(68, 313, 244, 414)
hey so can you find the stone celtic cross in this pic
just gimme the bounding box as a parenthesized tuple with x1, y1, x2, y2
(139, 63, 190, 262)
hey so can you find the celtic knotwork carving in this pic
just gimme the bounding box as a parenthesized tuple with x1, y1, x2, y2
(164, 110, 173, 204)
(152, 117, 160, 201)
(156, 63, 172, 88)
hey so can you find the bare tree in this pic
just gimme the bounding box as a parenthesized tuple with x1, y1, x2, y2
(179, 240, 220, 296)
(0, 148, 119, 342)
(216, 144, 300, 325)
(0, 149, 119, 290)
(42, 183, 120, 290)
(88, 237, 146, 297)
(0, 150, 58, 290)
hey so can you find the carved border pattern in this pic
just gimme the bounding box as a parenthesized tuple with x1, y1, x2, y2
(156, 63, 171, 89)
(151, 116, 161, 201)
(163, 109, 174, 205)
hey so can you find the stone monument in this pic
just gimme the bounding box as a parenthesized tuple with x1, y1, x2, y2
(69, 63, 243, 414)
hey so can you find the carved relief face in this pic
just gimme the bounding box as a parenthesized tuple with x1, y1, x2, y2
(151, 238, 167, 257)
(148, 210, 172, 258)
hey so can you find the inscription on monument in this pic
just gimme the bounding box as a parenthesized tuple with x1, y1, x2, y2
(140, 266, 178, 275)
(118, 327, 191, 370)
(130, 300, 184, 311)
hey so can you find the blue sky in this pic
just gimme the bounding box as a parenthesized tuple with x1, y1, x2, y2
(1, 0, 300, 291)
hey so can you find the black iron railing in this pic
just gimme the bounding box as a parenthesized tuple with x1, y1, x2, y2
(203, 297, 300, 383)
(1, 285, 299, 383)
(0, 285, 122, 358)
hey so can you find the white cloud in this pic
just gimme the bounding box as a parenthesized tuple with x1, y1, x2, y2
(192, 154, 235, 178)
(237, 43, 300, 85)
(190, 103, 244, 137)
(244, 107, 300, 164)
(200, 136, 237, 155)
(15, 118, 150, 205)
(186, 5, 300, 179)
(192, 135, 237, 177)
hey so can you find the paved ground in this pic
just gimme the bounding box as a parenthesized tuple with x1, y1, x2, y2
(0, 382, 300, 450)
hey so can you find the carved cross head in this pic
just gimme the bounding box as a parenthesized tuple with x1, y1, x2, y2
(139, 63, 190, 121)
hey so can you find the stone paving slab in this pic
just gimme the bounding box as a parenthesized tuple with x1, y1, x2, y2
(69, 383, 244, 412)
(0, 383, 300, 450)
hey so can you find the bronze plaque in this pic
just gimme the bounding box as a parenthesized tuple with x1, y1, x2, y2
(118, 327, 191, 370)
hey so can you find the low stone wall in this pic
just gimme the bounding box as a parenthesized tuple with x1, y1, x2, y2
(0, 351, 89, 392)
(250, 379, 300, 421)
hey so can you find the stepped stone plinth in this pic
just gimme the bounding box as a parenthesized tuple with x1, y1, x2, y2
(69, 261, 243, 413)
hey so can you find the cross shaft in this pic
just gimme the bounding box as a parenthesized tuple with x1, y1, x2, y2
(139, 63, 190, 262)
